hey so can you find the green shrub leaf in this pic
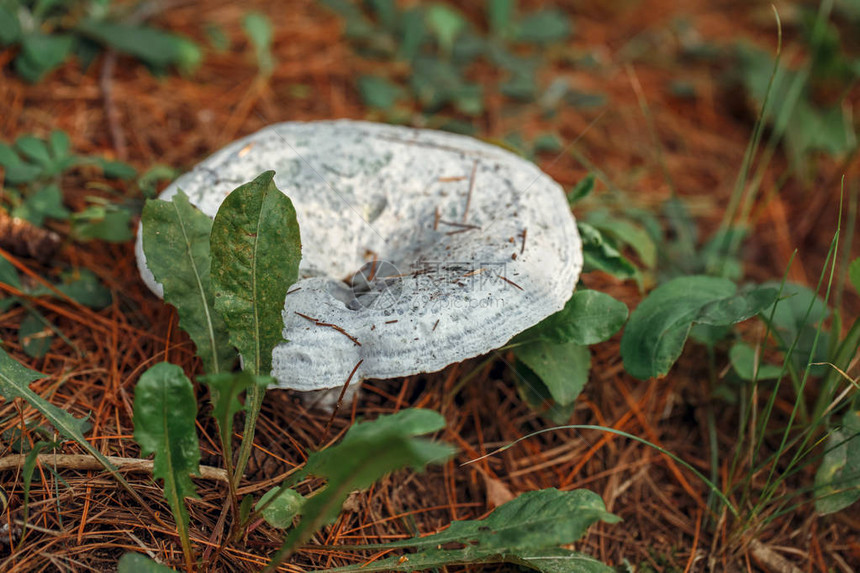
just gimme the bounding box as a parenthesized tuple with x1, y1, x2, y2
(117, 553, 177, 573)
(815, 408, 860, 515)
(256, 486, 304, 529)
(133, 362, 200, 559)
(517, 290, 628, 346)
(210, 171, 301, 377)
(516, 341, 590, 407)
(578, 222, 637, 280)
(76, 20, 202, 74)
(729, 342, 783, 381)
(143, 191, 236, 374)
(268, 409, 455, 566)
(327, 488, 617, 572)
(848, 258, 860, 296)
(621, 276, 777, 379)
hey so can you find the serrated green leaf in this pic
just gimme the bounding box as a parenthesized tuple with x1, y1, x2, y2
(577, 222, 637, 280)
(620, 277, 777, 379)
(516, 341, 590, 407)
(210, 171, 301, 377)
(729, 342, 783, 381)
(76, 20, 202, 74)
(0, 348, 140, 501)
(256, 486, 304, 529)
(20, 312, 52, 358)
(117, 553, 177, 573)
(269, 409, 455, 566)
(143, 191, 236, 374)
(815, 408, 860, 515)
(327, 488, 617, 572)
(133, 362, 200, 558)
(516, 290, 628, 346)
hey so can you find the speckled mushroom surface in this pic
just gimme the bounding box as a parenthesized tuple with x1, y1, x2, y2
(136, 120, 582, 391)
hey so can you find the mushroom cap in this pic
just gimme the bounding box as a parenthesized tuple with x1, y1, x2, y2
(135, 120, 582, 391)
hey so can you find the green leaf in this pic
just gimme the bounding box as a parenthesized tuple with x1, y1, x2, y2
(256, 486, 304, 529)
(426, 4, 466, 56)
(76, 20, 202, 74)
(760, 281, 830, 375)
(327, 488, 617, 572)
(133, 362, 200, 559)
(0, 143, 42, 185)
(0, 6, 21, 45)
(848, 258, 860, 296)
(17, 33, 75, 82)
(72, 206, 133, 242)
(53, 269, 112, 309)
(21, 440, 57, 534)
(516, 290, 628, 346)
(729, 342, 783, 381)
(333, 547, 611, 572)
(210, 171, 301, 376)
(269, 409, 455, 565)
(620, 276, 777, 379)
(586, 211, 657, 269)
(516, 341, 590, 407)
(815, 408, 860, 515)
(13, 184, 70, 226)
(0, 254, 21, 290)
(20, 312, 52, 358)
(117, 553, 177, 573)
(514, 9, 571, 45)
(487, 0, 515, 38)
(15, 136, 52, 169)
(358, 75, 403, 109)
(0, 348, 140, 500)
(143, 191, 236, 374)
(577, 222, 638, 280)
(514, 367, 577, 424)
(48, 131, 71, 161)
(95, 158, 137, 180)
(243, 12, 275, 77)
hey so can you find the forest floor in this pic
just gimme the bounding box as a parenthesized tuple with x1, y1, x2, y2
(1, 0, 858, 571)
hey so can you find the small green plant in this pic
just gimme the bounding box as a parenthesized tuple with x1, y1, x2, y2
(322, 0, 578, 123)
(123, 170, 619, 570)
(0, 0, 202, 82)
(0, 129, 139, 244)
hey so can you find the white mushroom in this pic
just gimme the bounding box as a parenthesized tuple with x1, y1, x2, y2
(136, 120, 582, 393)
